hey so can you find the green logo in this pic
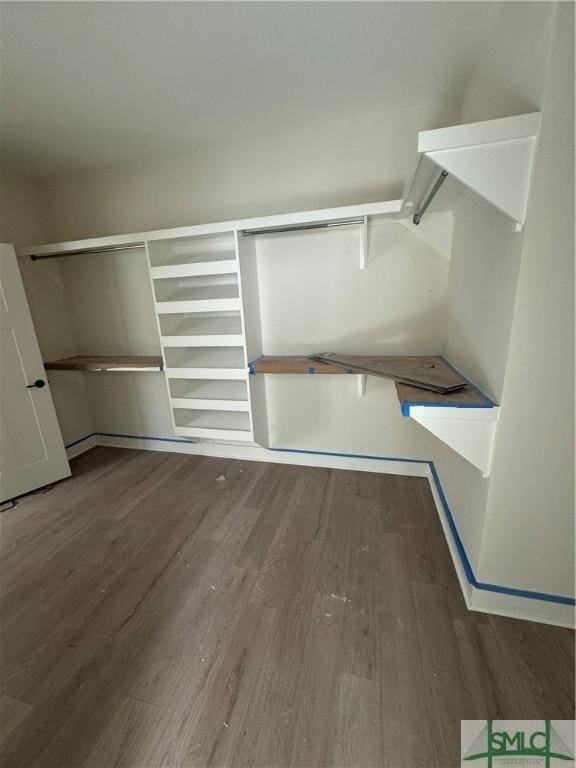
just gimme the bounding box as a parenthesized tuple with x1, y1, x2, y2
(464, 720, 574, 767)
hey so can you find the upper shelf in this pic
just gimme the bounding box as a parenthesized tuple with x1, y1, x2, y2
(402, 112, 541, 229)
(44, 355, 163, 372)
(21, 199, 403, 260)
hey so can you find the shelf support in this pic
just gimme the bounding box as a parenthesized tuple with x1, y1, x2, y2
(357, 374, 366, 398)
(359, 216, 368, 269)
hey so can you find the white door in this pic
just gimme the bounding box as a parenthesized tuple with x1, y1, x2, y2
(0, 244, 70, 502)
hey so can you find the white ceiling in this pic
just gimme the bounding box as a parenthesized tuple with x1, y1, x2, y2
(0, 2, 500, 179)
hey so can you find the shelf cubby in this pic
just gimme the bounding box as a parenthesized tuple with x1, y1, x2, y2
(148, 232, 236, 268)
(164, 347, 245, 370)
(168, 378, 249, 402)
(159, 311, 244, 347)
(153, 275, 239, 305)
(173, 407, 253, 442)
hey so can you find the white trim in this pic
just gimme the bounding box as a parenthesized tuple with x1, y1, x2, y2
(424, 465, 475, 609)
(469, 586, 575, 629)
(424, 465, 575, 629)
(66, 434, 98, 459)
(93, 433, 430, 477)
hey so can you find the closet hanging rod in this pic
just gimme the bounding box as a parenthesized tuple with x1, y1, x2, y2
(241, 218, 365, 237)
(29, 243, 146, 261)
(413, 170, 448, 225)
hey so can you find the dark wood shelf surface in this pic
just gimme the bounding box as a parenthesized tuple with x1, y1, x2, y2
(249, 354, 496, 410)
(44, 355, 163, 372)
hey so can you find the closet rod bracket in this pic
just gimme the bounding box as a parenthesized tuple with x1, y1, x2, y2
(413, 170, 448, 226)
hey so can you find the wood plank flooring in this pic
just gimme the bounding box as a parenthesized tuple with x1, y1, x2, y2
(1, 447, 573, 768)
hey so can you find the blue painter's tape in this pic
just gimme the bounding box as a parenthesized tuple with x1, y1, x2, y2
(64, 435, 575, 609)
(270, 446, 575, 609)
(65, 433, 96, 449)
(346, 369, 354, 374)
(269, 446, 429, 464)
(308, 367, 315, 374)
(96, 432, 196, 445)
(401, 400, 495, 417)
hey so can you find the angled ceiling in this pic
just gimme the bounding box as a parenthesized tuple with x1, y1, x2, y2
(0, 2, 500, 178)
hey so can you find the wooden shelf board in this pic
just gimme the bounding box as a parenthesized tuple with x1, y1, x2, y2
(250, 355, 353, 375)
(395, 381, 495, 413)
(44, 355, 163, 372)
(249, 354, 496, 411)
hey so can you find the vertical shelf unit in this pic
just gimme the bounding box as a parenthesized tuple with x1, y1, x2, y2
(148, 233, 255, 442)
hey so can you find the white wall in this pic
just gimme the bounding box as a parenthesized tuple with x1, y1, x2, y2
(422, 4, 558, 578)
(432, 1, 574, 623)
(256, 219, 449, 458)
(459, 2, 555, 123)
(35, 100, 460, 242)
(0, 169, 42, 247)
(478, 3, 575, 601)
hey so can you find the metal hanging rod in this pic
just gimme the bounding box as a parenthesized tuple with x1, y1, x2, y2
(241, 218, 365, 237)
(30, 243, 146, 261)
(413, 170, 448, 226)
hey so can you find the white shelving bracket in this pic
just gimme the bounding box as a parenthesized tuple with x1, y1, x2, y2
(356, 374, 367, 398)
(406, 404, 500, 477)
(402, 112, 541, 229)
(359, 216, 368, 269)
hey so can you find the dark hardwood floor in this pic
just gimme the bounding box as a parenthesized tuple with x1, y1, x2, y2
(0, 447, 573, 767)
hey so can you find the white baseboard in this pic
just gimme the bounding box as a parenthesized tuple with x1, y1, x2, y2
(424, 464, 475, 609)
(66, 434, 98, 459)
(424, 465, 575, 629)
(468, 585, 575, 629)
(95, 433, 430, 478)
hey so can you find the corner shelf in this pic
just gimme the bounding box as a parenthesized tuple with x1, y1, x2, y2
(250, 354, 499, 476)
(395, 381, 499, 477)
(44, 355, 163, 372)
(402, 112, 541, 229)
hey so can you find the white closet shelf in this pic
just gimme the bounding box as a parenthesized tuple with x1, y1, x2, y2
(155, 298, 242, 314)
(402, 112, 541, 229)
(21, 199, 403, 260)
(160, 334, 244, 348)
(165, 367, 248, 380)
(174, 426, 253, 441)
(151, 261, 238, 279)
(170, 397, 250, 411)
